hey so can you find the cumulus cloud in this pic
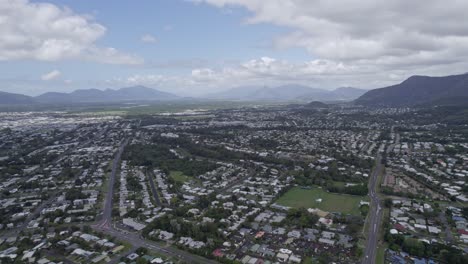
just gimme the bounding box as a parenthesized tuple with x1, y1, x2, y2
(41, 70, 61, 81)
(107, 54, 468, 96)
(141, 34, 158, 44)
(193, 0, 468, 73)
(108, 57, 362, 92)
(0, 0, 142, 65)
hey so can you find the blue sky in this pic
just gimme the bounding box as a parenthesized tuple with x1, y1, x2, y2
(1, 0, 468, 96)
(0, 0, 308, 95)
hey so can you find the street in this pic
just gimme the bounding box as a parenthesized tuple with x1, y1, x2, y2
(92, 138, 219, 264)
(362, 155, 384, 264)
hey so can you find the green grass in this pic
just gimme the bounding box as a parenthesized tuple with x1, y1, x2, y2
(302, 257, 316, 264)
(169, 171, 191, 183)
(331, 181, 346, 188)
(376, 244, 387, 264)
(276, 187, 366, 215)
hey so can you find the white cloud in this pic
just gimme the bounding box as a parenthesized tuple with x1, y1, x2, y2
(0, 0, 142, 65)
(193, 0, 468, 73)
(41, 70, 61, 81)
(141, 34, 158, 44)
(107, 54, 468, 96)
(106, 57, 364, 93)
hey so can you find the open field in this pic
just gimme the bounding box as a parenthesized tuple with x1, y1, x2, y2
(169, 170, 191, 183)
(276, 186, 366, 215)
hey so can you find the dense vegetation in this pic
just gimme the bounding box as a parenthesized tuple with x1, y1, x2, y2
(123, 143, 218, 177)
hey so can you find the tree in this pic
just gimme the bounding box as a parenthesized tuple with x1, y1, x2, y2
(360, 205, 369, 216)
(402, 238, 424, 257)
(384, 198, 393, 208)
(136, 247, 148, 255)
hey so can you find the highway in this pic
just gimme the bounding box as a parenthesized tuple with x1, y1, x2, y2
(362, 155, 384, 264)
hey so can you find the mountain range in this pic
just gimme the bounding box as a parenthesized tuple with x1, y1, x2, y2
(35, 85, 179, 103)
(0, 85, 367, 105)
(0, 86, 180, 105)
(0, 91, 36, 105)
(355, 73, 468, 106)
(1, 72, 467, 106)
(207, 85, 367, 101)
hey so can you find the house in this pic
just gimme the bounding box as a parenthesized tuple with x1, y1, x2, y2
(151, 257, 164, 264)
(255, 231, 265, 239)
(318, 238, 335, 246)
(276, 252, 289, 262)
(250, 244, 260, 253)
(127, 253, 139, 260)
(159, 231, 174, 241)
(318, 217, 333, 227)
(428, 226, 441, 234)
(321, 231, 335, 239)
(272, 227, 286, 235)
(287, 230, 301, 239)
(122, 218, 146, 231)
(289, 254, 302, 263)
(213, 248, 224, 258)
(71, 248, 94, 258)
(111, 245, 125, 254)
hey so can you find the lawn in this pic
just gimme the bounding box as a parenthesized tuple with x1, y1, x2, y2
(301, 257, 315, 264)
(169, 170, 191, 183)
(376, 244, 387, 264)
(275, 187, 366, 215)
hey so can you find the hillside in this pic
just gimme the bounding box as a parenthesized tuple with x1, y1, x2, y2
(355, 73, 468, 106)
(0, 91, 35, 105)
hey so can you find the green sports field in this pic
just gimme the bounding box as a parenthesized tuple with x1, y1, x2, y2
(275, 186, 366, 215)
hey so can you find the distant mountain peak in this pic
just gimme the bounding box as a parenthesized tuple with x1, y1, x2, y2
(355, 72, 468, 107)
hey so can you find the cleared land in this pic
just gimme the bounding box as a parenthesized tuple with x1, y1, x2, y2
(276, 187, 366, 215)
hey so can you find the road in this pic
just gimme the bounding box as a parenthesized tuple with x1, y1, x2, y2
(362, 155, 384, 264)
(95, 137, 129, 229)
(147, 169, 163, 206)
(93, 225, 219, 264)
(92, 138, 219, 264)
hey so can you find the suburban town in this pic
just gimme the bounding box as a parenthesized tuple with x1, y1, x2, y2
(0, 103, 467, 264)
(2, 0, 468, 263)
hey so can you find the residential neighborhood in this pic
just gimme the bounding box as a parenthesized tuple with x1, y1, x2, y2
(0, 104, 467, 264)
